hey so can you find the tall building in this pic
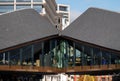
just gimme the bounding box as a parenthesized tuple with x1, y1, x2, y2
(57, 4, 70, 30)
(0, 0, 70, 30)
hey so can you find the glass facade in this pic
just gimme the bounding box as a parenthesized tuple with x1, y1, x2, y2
(0, 0, 14, 2)
(33, 0, 43, 2)
(0, 37, 120, 68)
(16, 5, 31, 10)
(0, 5, 14, 13)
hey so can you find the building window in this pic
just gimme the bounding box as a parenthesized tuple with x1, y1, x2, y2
(33, 5, 42, 13)
(33, 0, 43, 2)
(16, 0, 31, 2)
(59, 6, 68, 11)
(16, 5, 31, 10)
(0, 5, 14, 13)
(0, 0, 14, 2)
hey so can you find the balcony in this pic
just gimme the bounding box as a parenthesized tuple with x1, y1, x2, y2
(0, 64, 120, 75)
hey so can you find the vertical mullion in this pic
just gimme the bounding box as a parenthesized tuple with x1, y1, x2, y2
(42, 42, 44, 67)
(81, 45, 85, 66)
(100, 50, 102, 65)
(20, 48, 23, 65)
(8, 52, 10, 66)
(66, 41, 68, 67)
(54, 39, 57, 67)
(50, 40, 52, 66)
(91, 48, 94, 66)
(73, 42, 76, 66)
(31, 45, 34, 66)
(109, 53, 111, 65)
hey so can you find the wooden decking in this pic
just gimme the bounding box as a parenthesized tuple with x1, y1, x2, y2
(0, 64, 120, 74)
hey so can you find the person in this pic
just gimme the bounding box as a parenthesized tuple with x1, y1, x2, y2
(102, 57, 107, 65)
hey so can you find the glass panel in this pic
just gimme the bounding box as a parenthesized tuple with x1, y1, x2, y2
(16, 5, 31, 10)
(0, 52, 9, 65)
(21, 46, 32, 66)
(0, 53, 4, 65)
(33, 0, 42, 2)
(84, 46, 92, 66)
(111, 53, 120, 64)
(0, 5, 14, 13)
(33, 5, 42, 13)
(0, 0, 14, 2)
(34, 42, 42, 67)
(63, 41, 69, 67)
(93, 48, 101, 65)
(51, 39, 58, 67)
(102, 51, 110, 65)
(16, 0, 31, 2)
(44, 40, 51, 67)
(10, 49, 20, 65)
(75, 49, 81, 66)
(1, 38, 120, 69)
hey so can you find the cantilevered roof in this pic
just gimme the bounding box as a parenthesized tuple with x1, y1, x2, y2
(62, 8, 120, 51)
(0, 9, 58, 50)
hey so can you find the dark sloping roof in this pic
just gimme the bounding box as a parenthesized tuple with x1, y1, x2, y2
(62, 7, 120, 51)
(0, 9, 58, 50)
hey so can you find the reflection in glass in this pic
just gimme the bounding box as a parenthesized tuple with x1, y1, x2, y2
(0, 38, 120, 68)
(0, 52, 9, 65)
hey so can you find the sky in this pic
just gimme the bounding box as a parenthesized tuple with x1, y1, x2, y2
(57, 0, 120, 22)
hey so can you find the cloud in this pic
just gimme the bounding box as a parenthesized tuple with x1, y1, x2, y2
(70, 10, 82, 23)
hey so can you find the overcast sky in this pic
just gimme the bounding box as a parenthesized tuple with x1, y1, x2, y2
(57, 0, 120, 22)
